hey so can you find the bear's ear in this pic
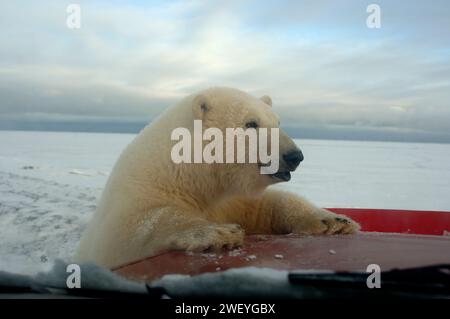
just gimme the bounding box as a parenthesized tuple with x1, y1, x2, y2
(192, 94, 209, 120)
(260, 95, 272, 107)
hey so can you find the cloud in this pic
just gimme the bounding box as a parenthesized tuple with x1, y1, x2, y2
(0, 0, 449, 141)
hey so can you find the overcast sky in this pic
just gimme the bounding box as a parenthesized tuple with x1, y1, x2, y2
(1, 0, 450, 142)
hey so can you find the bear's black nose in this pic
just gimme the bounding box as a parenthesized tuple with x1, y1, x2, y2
(283, 150, 304, 169)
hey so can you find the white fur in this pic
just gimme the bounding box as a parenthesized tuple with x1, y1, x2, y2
(75, 87, 359, 268)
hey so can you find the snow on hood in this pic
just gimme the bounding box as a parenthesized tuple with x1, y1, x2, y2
(1, 259, 325, 298)
(150, 267, 323, 298)
(33, 259, 147, 294)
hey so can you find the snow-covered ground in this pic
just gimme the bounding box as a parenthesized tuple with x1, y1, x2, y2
(1, 130, 450, 275)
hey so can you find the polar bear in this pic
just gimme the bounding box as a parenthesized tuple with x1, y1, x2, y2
(75, 87, 360, 268)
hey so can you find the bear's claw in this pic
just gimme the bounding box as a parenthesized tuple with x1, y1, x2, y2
(293, 210, 360, 236)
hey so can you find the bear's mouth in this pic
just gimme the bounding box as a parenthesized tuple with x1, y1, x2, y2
(258, 162, 292, 182)
(270, 171, 291, 182)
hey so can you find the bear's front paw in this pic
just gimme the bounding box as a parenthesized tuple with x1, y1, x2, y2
(169, 223, 245, 252)
(292, 210, 360, 235)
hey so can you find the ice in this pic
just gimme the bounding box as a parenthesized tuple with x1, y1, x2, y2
(68, 169, 92, 176)
(276, 139, 450, 210)
(0, 131, 134, 274)
(228, 248, 243, 257)
(1, 130, 450, 275)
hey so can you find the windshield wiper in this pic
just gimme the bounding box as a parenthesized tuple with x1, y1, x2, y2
(288, 264, 450, 298)
(2, 264, 449, 299)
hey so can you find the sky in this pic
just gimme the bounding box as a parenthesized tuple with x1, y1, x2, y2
(1, 0, 450, 142)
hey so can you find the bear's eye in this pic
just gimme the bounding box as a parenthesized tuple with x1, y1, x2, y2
(245, 121, 258, 129)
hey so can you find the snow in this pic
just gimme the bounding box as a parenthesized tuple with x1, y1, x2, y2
(34, 260, 147, 294)
(0, 131, 134, 275)
(1, 130, 450, 275)
(150, 266, 321, 298)
(278, 139, 450, 210)
(0, 260, 148, 295)
(228, 248, 243, 257)
(0, 260, 324, 298)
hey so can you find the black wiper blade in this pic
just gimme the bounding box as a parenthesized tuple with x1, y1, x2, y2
(288, 264, 450, 297)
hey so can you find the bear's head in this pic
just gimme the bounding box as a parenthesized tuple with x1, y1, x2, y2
(190, 87, 303, 196)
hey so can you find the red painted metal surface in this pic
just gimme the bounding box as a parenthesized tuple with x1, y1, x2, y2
(115, 233, 450, 282)
(328, 208, 450, 235)
(114, 208, 450, 282)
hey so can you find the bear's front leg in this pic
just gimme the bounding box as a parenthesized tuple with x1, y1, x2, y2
(168, 223, 245, 252)
(144, 207, 245, 254)
(264, 190, 360, 235)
